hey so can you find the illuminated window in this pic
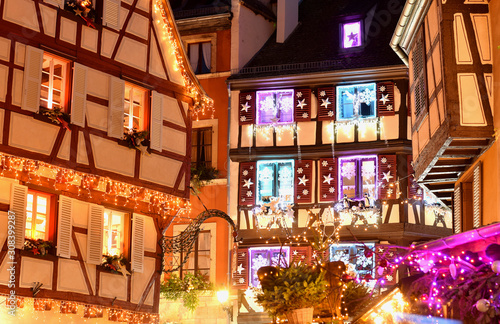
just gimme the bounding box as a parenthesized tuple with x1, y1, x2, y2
(40, 54, 68, 110)
(256, 90, 294, 125)
(25, 191, 51, 240)
(103, 209, 126, 256)
(336, 83, 376, 120)
(248, 246, 290, 287)
(341, 20, 362, 48)
(330, 243, 375, 277)
(180, 230, 211, 279)
(124, 83, 146, 132)
(338, 156, 377, 200)
(256, 160, 294, 205)
(191, 127, 212, 169)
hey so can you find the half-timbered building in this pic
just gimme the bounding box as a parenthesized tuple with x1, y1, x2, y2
(0, 0, 210, 322)
(227, 0, 453, 321)
(390, 0, 498, 233)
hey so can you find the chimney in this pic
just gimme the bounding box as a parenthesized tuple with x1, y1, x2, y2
(276, 0, 299, 43)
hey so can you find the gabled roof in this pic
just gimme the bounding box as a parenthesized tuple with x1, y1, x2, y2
(231, 0, 405, 80)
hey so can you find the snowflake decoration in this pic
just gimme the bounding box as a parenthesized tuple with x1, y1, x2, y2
(297, 167, 304, 174)
(387, 164, 392, 169)
(329, 167, 333, 171)
(387, 188, 393, 195)
(329, 187, 335, 193)
(296, 91, 303, 98)
(381, 157, 387, 164)
(250, 165, 254, 170)
(301, 255, 305, 259)
(305, 163, 310, 168)
(302, 189, 309, 196)
(322, 160, 328, 167)
(342, 162, 356, 180)
(327, 110, 334, 117)
(378, 247, 384, 253)
(379, 85, 386, 92)
(387, 104, 393, 111)
(302, 112, 309, 119)
(297, 195, 301, 200)
(239, 278, 245, 284)
(240, 116, 246, 122)
(246, 95, 252, 101)
(386, 275, 393, 281)
(323, 194, 327, 198)
(242, 170, 248, 176)
(356, 255, 372, 268)
(246, 191, 252, 197)
(320, 90, 326, 97)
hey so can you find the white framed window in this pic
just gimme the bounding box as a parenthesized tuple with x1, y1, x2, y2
(256, 160, 294, 205)
(103, 209, 127, 256)
(336, 83, 376, 120)
(330, 243, 375, 277)
(341, 20, 362, 48)
(248, 246, 290, 287)
(40, 54, 68, 110)
(25, 191, 52, 240)
(338, 155, 377, 200)
(256, 90, 294, 125)
(124, 83, 146, 132)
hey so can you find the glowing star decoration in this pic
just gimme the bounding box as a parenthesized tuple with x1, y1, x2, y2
(323, 174, 334, 184)
(242, 170, 249, 176)
(296, 92, 303, 98)
(321, 98, 331, 108)
(246, 191, 252, 197)
(241, 102, 251, 112)
(320, 90, 326, 97)
(236, 263, 245, 275)
(323, 194, 327, 198)
(382, 171, 393, 182)
(297, 167, 303, 174)
(298, 175, 309, 186)
(243, 179, 254, 189)
(302, 112, 309, 119)
(293, 250, 298, 256)
(329, 187, 335, 193)
(239, 278, 245, 284)
(322, 160, 328, 167)
(246, 94, 252, 101)
(305, 163, 310, 168)
(379, 94, 390, 105)
(386, 104, 393, 111)
(302, 189, 309, 195)
(249, 165, 254, 170)
(379, 85, 386, 92)
(297, 99, 307, 109)
(387, 188, 393, 195)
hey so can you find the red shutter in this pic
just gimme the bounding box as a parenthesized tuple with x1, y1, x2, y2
(232, 248, 248, 289)
(291, 246, 311, 265)
(239, 91, 256, 125)
(239, 162, 256, 206)
(378, 155, 397, 200)
(294, 160, 313, 204)
(374, 245, 397, 285)
(294, 88, 311, 121)
(319, 158, 337, 202)
(317, 87, 336, 121)
(376, 82, 395, 116)
(407, 155, 423, 200)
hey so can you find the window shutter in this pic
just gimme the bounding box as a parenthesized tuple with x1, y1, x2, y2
(378, 155, 397, 200)
(86, 204, 104, 265)
(150, 91, 163, 151)
(294, 160, 312, 203)
(377, 82, 395, 116)
(57, 195, 73, 258)
(22, 46, 43, 113)
(131, 213, 145, 273)
(103, 0, 121, 30)
(10, 184, 28, 249)
(473, 163, 481, 228)
(407, 156, 423, 200)
(70, 63, 88, 127)
(232, 248, 248, 289)
(454, 186, 462, 233)
(239, 162, 256, 206)
(294, 89, 311, 121)
(239, 91, 255, 125)
(291, 246, 311, 265)
(108, 76, 125, 139)
(319, 158, 337, 202)
(317, 87, 335, 121)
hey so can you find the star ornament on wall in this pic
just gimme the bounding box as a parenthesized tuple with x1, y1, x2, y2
(236, 263, 245, 275)
(347, 32, 358, 42)
(298, 175, 309, 186)
(243, 178, 253, 189)
(297, 99, 307, 109)
(240, 102, 251, 112)
(379, 94, 390, 105)
(323, 174, 334, 184)
(382, 171, 393, 182)
(321, 98, 331, 108)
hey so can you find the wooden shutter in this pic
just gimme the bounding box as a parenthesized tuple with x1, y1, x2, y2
(319, 158, 337, 202)
(70, 63, 88, 127)
(454, 186, 462, 233)
(87, 204, 104, 265)
(150, 91, 163, 151)
(103, 0, 121, 30)
(317, 87, 335, 121)
(473, 163, 481, 228)
(232, 248, 248, 289)
(57, 195, 73, 258)
(239, 91, 255, 125)
(291, 246, 311, 265)
(131, 213, 145, 273)
(378, 155, 397, 200)
(10, 184, 28, 249)
(22, 46, 43, 112)
(239, 162, 256, 206)
(108, 76, 125, 138)
(376, 82, 395, 116)
(294, 88, 311, 121)
(294, 160, 312, 203)
(407, 156, 423, 200)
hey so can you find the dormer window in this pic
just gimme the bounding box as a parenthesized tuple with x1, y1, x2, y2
(341, 20, 362, 48)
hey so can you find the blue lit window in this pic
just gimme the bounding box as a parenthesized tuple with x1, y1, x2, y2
(257, 160, 294, 205)
(330, 243, 375, 277)
(256, 90, 294, 125)
(336, 83, 376, 120)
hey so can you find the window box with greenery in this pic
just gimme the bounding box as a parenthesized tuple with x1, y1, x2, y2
(100, 255, 130, 276)
(160, 272, 213, 312)
(23, 238, 55, 256)
(190, 164, 219, 192)
(36, 107, 71, 130)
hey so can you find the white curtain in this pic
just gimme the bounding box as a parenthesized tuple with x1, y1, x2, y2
(201, 42, 211, 71)
(189, 43, 199, 72)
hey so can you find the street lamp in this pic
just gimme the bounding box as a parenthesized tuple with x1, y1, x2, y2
(217, 289, 233, 322)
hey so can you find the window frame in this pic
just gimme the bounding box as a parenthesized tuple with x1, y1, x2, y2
(182, 34, 217, 75)
(336, 82, 377, 121)
(102, 208, 130, 258)
(191, 127, 213, 169)
(340, 19, 363, 49)
(330, 243, 375, 278)
(256, 159, 295, 205)
(179, 230, 211, 280)
(40, 52, 70, 111)
(338, 155, 377, 200)
(123, 82, 148, 133)
(256, 89, 295, 125)
(248, 246, 290, 287)
(25, 190, 56, 241)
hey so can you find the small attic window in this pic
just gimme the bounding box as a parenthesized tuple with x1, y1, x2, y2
(341, 21, 362, 48)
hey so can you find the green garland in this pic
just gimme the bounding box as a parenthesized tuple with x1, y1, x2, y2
(160, 273, 213, 312)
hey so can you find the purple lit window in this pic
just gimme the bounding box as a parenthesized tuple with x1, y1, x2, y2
(338, 155, 377, 200)
(248, 246, 290, 287)
(256, 90, 294, 125)
(342, 21, 362, 48)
